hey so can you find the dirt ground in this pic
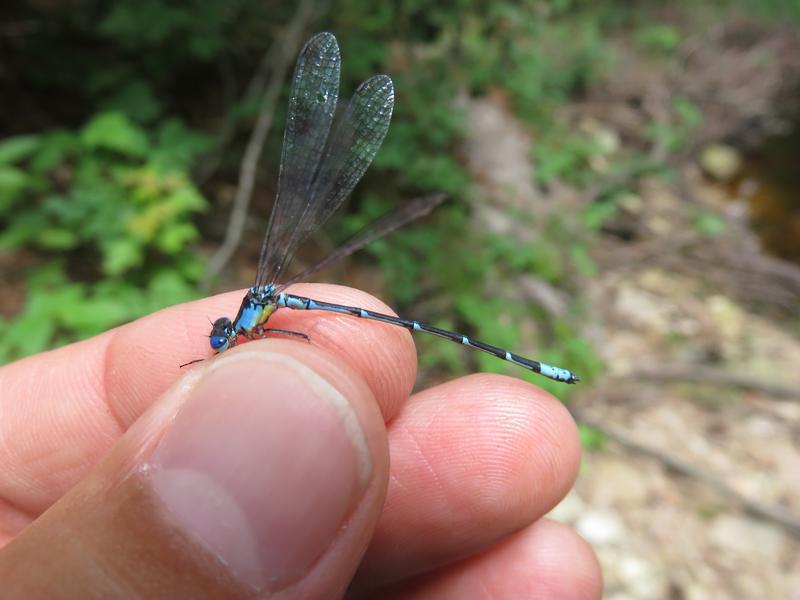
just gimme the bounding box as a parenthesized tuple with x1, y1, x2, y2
(462, 9, 800, 599)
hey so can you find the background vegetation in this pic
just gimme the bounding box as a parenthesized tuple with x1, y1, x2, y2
(1, 0, 797, 394)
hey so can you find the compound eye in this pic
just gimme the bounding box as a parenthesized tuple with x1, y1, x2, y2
(210, 336, 229, 351)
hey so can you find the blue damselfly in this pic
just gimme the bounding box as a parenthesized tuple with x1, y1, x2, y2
(198, 32, 579, 385)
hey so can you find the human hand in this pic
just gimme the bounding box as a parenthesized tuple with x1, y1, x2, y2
(0, 284, 600, 598)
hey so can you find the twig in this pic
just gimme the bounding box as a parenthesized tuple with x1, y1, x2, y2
(201, 0, 314, 290)
(630, 365, 798, 401)
(571, 407, 800, 539)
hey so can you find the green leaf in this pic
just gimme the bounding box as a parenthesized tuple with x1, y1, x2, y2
(3, 288, 59, 360)
(695, 213, 726, 237)
(674, 97, 702, 129)
(81, 112, 149, 157)
(635, 24, 681, 55)
(0, 220, 34, 248)
(59, 295, 131, 334)
(103, 80, 162, 123)
(36, 228, 79, 250)
(0, 135, 40, 164)
(157, 222, 198, 253)
(0, 166, 30, 211)
(29, 130, 77, 173)
(144, 270, 199, 311)
(579, 424, 607, 450)
(103, 238, 143, 275)
(151, 119, 212, 171)
(160, 178, 207, 211)
(583, 199, 618, 230)
(7, 311, 56, 359)
(570, 243, 597, 277)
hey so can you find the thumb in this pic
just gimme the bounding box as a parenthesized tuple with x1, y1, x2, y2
(0, 343, 389, 598)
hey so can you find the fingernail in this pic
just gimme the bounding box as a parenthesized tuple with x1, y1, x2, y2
(146, 352, 372, 591)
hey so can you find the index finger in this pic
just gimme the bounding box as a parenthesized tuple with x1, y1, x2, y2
(107, 283, 418, 425)
(0, 284, 417, 533)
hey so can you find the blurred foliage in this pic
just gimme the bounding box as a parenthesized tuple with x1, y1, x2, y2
(634, 23, 681, 56)
(1, 0, 609, 383)
(3, 0, 788, 388)
(579, 423, 608, 451)
(645, 97, 703, 153)
(693, 210, 727, 237)
(0, 110, 208, 362)
(730, 0, 800, 21)
(0, 114, 208, 273)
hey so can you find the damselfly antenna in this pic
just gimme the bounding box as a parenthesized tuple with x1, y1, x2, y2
(179, 358, 205, 368)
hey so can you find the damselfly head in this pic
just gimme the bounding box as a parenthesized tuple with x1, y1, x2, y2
(209, 317, 235, 352)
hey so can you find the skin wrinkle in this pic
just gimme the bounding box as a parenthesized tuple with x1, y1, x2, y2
(476, 573, 494, 598)
(0, 496, 36, 546)
(0, 435, 31, 512)
(405, 381, 535, 509)
(408, 392, 447, 429)
(364, 375, 577, 584)
(282, 303, 415, 419)
(382, 403, 506, 563)
(71, 530, 133, 598)
(1, 337, 118, 521)
(402, 421, 447, 499)
(450, 446, 524, 526)
(105, 307, 215, 427)
(460, 376, 576, 511)
(92, 330, 127, 441)
(98, 326, 128, 439)
(526, 411, 573, 503)
(103, 326, 146, 429)
(387, 471, 411, 496)
(377, 521, 600, 598)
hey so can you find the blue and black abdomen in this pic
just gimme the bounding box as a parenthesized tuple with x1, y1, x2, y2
(277, 293, 580, 384)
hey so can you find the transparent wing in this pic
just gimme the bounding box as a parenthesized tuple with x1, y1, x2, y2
(260, 72, 395, 286)
(280, 192, 446, 289)
(254, 31, 340, 289)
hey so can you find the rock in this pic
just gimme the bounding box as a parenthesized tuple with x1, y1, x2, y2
(614, 284, 671, 336)
(549, 490, 585, 523)
(590, 459, 651, 505)
(459, 95, 544, 214)
(700, 143, 742, 180)
(710, 514, 786, 560)
(576, 510, 625, 546)
(617, 192, 644, 214)
(618, 554, 667, 599)
(645, 215, 674, 235)
(518, 276, 569, 318)
(706, 294, 745, 359)
(578, 116, 621, 155)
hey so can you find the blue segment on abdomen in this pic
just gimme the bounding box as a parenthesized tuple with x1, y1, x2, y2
(279, 295, 350, 315)
(538, 363, 575, 382)
(278, 294, 298, 309)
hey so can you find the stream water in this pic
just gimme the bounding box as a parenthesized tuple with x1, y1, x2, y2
(724, 127, 800, 265)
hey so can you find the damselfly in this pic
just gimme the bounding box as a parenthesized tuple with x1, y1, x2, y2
(200, 32, 579, 385)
